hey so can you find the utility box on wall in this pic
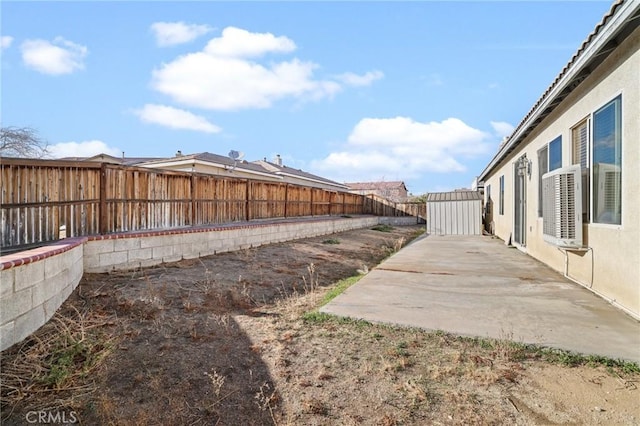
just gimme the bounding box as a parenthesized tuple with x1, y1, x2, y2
(426, 191, 483, 235)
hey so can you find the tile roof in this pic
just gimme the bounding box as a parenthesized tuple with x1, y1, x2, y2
(55, 152, 346, 189)
(346, 181, 406, 190)
(191, 152, 273, 174)
(58, 155, 162, 165)
(479, 0, 639, 180)
(253, 160, 348, 188)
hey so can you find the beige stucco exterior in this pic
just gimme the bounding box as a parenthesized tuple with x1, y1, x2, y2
(481, 23, 639, 318)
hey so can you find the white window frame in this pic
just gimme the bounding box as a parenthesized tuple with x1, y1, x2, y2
(590, 94, 623, 227)
(537, 135, 562, 218)
(571, 117, 590, 223)
(499, 175, 504, 215)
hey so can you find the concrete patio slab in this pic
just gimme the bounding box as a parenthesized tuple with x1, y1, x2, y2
(321, 234, 640, 363)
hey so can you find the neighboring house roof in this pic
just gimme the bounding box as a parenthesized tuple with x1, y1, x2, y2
(138, 152, 279, 179)
(426, 191, 482, 202)
(479, 0, 639, 181)
(137, 152, 350, 189)
(59, 154, 161, 165)
(57, 151, 348, 190)
(253, 160, 349, 190)
(346, 181, 407, 191)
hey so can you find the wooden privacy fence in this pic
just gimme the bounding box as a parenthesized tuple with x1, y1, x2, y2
(364, 194, 426, 222)
(1, 158, 417, 250)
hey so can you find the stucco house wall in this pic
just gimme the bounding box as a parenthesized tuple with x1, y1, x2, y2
(482, 19, 639, 318)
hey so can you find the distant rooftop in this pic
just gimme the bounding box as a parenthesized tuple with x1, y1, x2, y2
(58, 151, 348, 189)
(346, 181, 406, 190)
(254, 159, 348, 188)
(59, 154, 161, 165)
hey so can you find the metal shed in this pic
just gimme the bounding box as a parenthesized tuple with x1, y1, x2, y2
(426, 190, 483, 235)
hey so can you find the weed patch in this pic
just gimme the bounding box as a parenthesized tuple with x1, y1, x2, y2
(321, 275, 362, 306)
(322, 238, 340, 244)
(301, 311, 371, 329)
(372, 224, 394, 232)
(540, 348, 640, 373)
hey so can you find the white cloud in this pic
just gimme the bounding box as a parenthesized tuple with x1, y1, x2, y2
(21, 37, 87, 75)
(151, 26, 377, 111)
(204, 26, 296, 58)
(335, 70, 384, 87)
(48, 140, 121, 158)
(133, 104, 221, 133)
(1, 36, 13, 50)
(490, 121, 514, 138)
(311, 117, 491, 182)
(150, 21, 212, 47)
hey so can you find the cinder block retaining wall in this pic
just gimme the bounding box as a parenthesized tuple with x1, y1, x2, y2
(379, 217, 421, 226)
(83, 216, 381, 273)
(1, 238, 85, 351)
(1, 216, 417, 351)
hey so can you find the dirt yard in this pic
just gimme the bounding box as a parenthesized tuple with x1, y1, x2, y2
(1, 224, 638, 425)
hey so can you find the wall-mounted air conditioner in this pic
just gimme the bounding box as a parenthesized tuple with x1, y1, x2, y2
(542, 164, 582, 248)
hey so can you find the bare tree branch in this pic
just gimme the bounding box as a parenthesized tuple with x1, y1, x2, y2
(0, 126, 50, 158)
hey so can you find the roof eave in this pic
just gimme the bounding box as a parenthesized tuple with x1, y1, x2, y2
(479, 0, 637, 181)
(141, 158, 283, 179)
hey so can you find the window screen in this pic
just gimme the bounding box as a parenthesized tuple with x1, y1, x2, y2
(593, 96, 622, 225)
(572, 119, 590, 222)
(572, 120, 589, 169)
(537, 146, 548, 217)
(499, 175, 504, 215)
(549, 136, 562, 171)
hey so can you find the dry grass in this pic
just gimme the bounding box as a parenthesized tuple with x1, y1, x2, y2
(2, 225, 638, 425)
(263, 283, 639, 425)
(0, 306, 117, 418)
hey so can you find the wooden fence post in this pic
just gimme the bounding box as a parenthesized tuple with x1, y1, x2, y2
(329, 191, 333, 216)
(191, 173, 196, 226)
(245, 180, 250, 221)
(99, 163, 107, 235)
(284, 184, 288, 218)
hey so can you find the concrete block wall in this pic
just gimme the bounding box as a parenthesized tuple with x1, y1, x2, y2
(379, 217, 420, 226)
(0, 238, 85, 351)
(84, 216, 381, 273)
(1, 215, 417, 351)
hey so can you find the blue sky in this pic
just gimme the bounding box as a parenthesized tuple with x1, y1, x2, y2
(1, 1, 613, 195)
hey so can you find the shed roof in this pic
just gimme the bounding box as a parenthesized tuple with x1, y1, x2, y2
(426, 191, 482, 202)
